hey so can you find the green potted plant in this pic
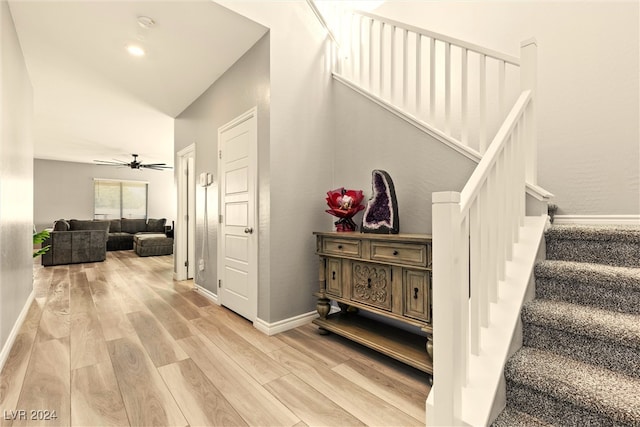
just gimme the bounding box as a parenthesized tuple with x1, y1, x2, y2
(33, 229, 50, 258)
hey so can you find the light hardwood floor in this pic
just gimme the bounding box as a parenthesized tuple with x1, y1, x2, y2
(0, 251, 430, 426)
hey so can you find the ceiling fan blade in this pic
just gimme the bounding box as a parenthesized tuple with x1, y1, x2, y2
(94, 160, 129, 165)
(142, 163, 167, 166)
(141, 164, 172, 170)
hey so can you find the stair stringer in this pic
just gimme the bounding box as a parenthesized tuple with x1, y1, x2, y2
(427, 215, 548, 427)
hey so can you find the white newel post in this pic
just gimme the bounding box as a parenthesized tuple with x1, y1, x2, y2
(431, 191, 463, 426)
(520, 38, 538, 185)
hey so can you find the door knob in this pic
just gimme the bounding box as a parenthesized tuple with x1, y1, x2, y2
(244, 227, 254, 234)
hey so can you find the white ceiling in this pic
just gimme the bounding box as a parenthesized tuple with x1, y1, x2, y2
(9, 0, 268, 167)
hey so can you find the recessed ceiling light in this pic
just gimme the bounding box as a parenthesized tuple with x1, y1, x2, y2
(126, 45, 145, 57)
(137, 16, 155, 29)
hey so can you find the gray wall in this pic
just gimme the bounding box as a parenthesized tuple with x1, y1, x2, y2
(332, 82, 477, 234)
(0, 2, 34, 349)
(375, 1, 640, 217)
(174, 33, 270, 296)
(34, 159, 175, 231)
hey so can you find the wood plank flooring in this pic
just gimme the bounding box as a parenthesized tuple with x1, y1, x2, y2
(0, 251, 430, 426)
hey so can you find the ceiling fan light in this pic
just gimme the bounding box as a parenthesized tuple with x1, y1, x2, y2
(126, 44, 145, 57)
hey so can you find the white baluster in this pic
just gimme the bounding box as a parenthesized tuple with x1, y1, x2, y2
(445, 42, 451, 134)
(390, 25, 396, 104)
(429, 38, 436, 123)
(460, 214, 470, 386)
(461, 48, 469, 145)
(521, 39, 538, 185)
(403, 29, 409, 109)
(470, 198, 481, 356)
(504, 138, 514, 261)
(358, 15, 364, 85)
(479, 184, 490, 327)
(487, 167, 498, 303)
(416, 33, 422, 116)
(499, 60, 506, 119)
(379, 21, 385, 96)
(479, 54, 487, 153)
(369, 18, 374, 90)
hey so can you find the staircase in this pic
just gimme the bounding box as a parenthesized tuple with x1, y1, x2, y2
(493, 225, 640, 426)
(306, 2, 555, 424)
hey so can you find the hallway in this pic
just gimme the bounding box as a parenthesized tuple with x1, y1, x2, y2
(0, 251, 429, 426)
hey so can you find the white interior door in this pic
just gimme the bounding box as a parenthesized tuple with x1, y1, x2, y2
(176, 144, 195, 281)
(187, 156, 195, 279)
(218, 108, 257, 321)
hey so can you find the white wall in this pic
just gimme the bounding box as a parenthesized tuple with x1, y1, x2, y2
(34, 159, 175, 231)
(0, 1, 34, 348)
(175, 32, 270, 296)
(374, 1, 640, 216)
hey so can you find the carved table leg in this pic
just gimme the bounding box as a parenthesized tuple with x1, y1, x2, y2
(426, 334, 433, 360)
(316, 296, 331, 319)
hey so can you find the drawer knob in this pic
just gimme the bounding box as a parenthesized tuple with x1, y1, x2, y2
(338, 245, 343, 250)
(414, 287, 419, 299)
(393, 250, 399, 256)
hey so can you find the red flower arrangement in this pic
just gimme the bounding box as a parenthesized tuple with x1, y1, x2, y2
(325, 188, 365, 232)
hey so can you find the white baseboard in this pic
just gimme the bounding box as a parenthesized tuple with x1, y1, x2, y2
(553, 214, 640, 225)
(253, 305, 341, 336)
(194, 284, 218, 305)
(254, 310, 320, 336)
(0, 290, 35, 373)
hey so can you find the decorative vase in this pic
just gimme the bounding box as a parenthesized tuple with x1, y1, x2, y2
(335, 216, 357, 232)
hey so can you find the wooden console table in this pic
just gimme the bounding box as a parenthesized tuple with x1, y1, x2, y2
(312, 231, 433, 377)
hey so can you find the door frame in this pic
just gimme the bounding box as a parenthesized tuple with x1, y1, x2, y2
(175, 143, 196, 281)
(217, 107, 258, 322)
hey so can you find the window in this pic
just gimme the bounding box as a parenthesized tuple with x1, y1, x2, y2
(94, 179, 148, 220)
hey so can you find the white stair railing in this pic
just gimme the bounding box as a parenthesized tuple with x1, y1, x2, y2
(335, 10, 524, 157)
(430, 40, 538, 426)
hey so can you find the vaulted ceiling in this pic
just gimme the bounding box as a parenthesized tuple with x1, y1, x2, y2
(9, 0, 268, 166)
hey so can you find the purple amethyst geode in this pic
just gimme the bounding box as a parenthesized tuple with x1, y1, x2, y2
(362, 170, 399, 234)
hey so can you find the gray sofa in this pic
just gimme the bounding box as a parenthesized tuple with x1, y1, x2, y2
(41, 219, 110, 266)
(42, 218, 168, 266)
(106, 218, 166, 251)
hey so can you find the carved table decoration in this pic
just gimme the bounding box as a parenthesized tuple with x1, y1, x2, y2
(362, 170, 399, 234)
(325, 187, 365, 232)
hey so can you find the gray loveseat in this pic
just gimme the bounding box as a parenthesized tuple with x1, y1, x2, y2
(42, 218, 168, 266)
(41, 219, 110, 266)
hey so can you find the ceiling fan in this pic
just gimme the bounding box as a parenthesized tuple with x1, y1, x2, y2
(94, 154, 172, 171)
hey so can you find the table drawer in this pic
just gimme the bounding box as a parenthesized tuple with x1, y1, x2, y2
(370, 242, 429, 267)
(403, 270, 431, 322)
(325, 258, 342, 297)
(351, 262, 392, 311)
(321, 238, 362, 258)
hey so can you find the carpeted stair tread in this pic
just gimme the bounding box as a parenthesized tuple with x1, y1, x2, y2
(545, 224, 640, 243)
(535, 260, 640, 292)
(535, 260, 640, 314)
(546, 225, 640, 267)
(491, 407, 552, 427)
(522, 299, 640, 349)
(505, 347, 640, 425)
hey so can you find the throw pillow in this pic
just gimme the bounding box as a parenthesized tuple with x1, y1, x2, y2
(53, 219, 70, 231)
(146, 218, 166, 232)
